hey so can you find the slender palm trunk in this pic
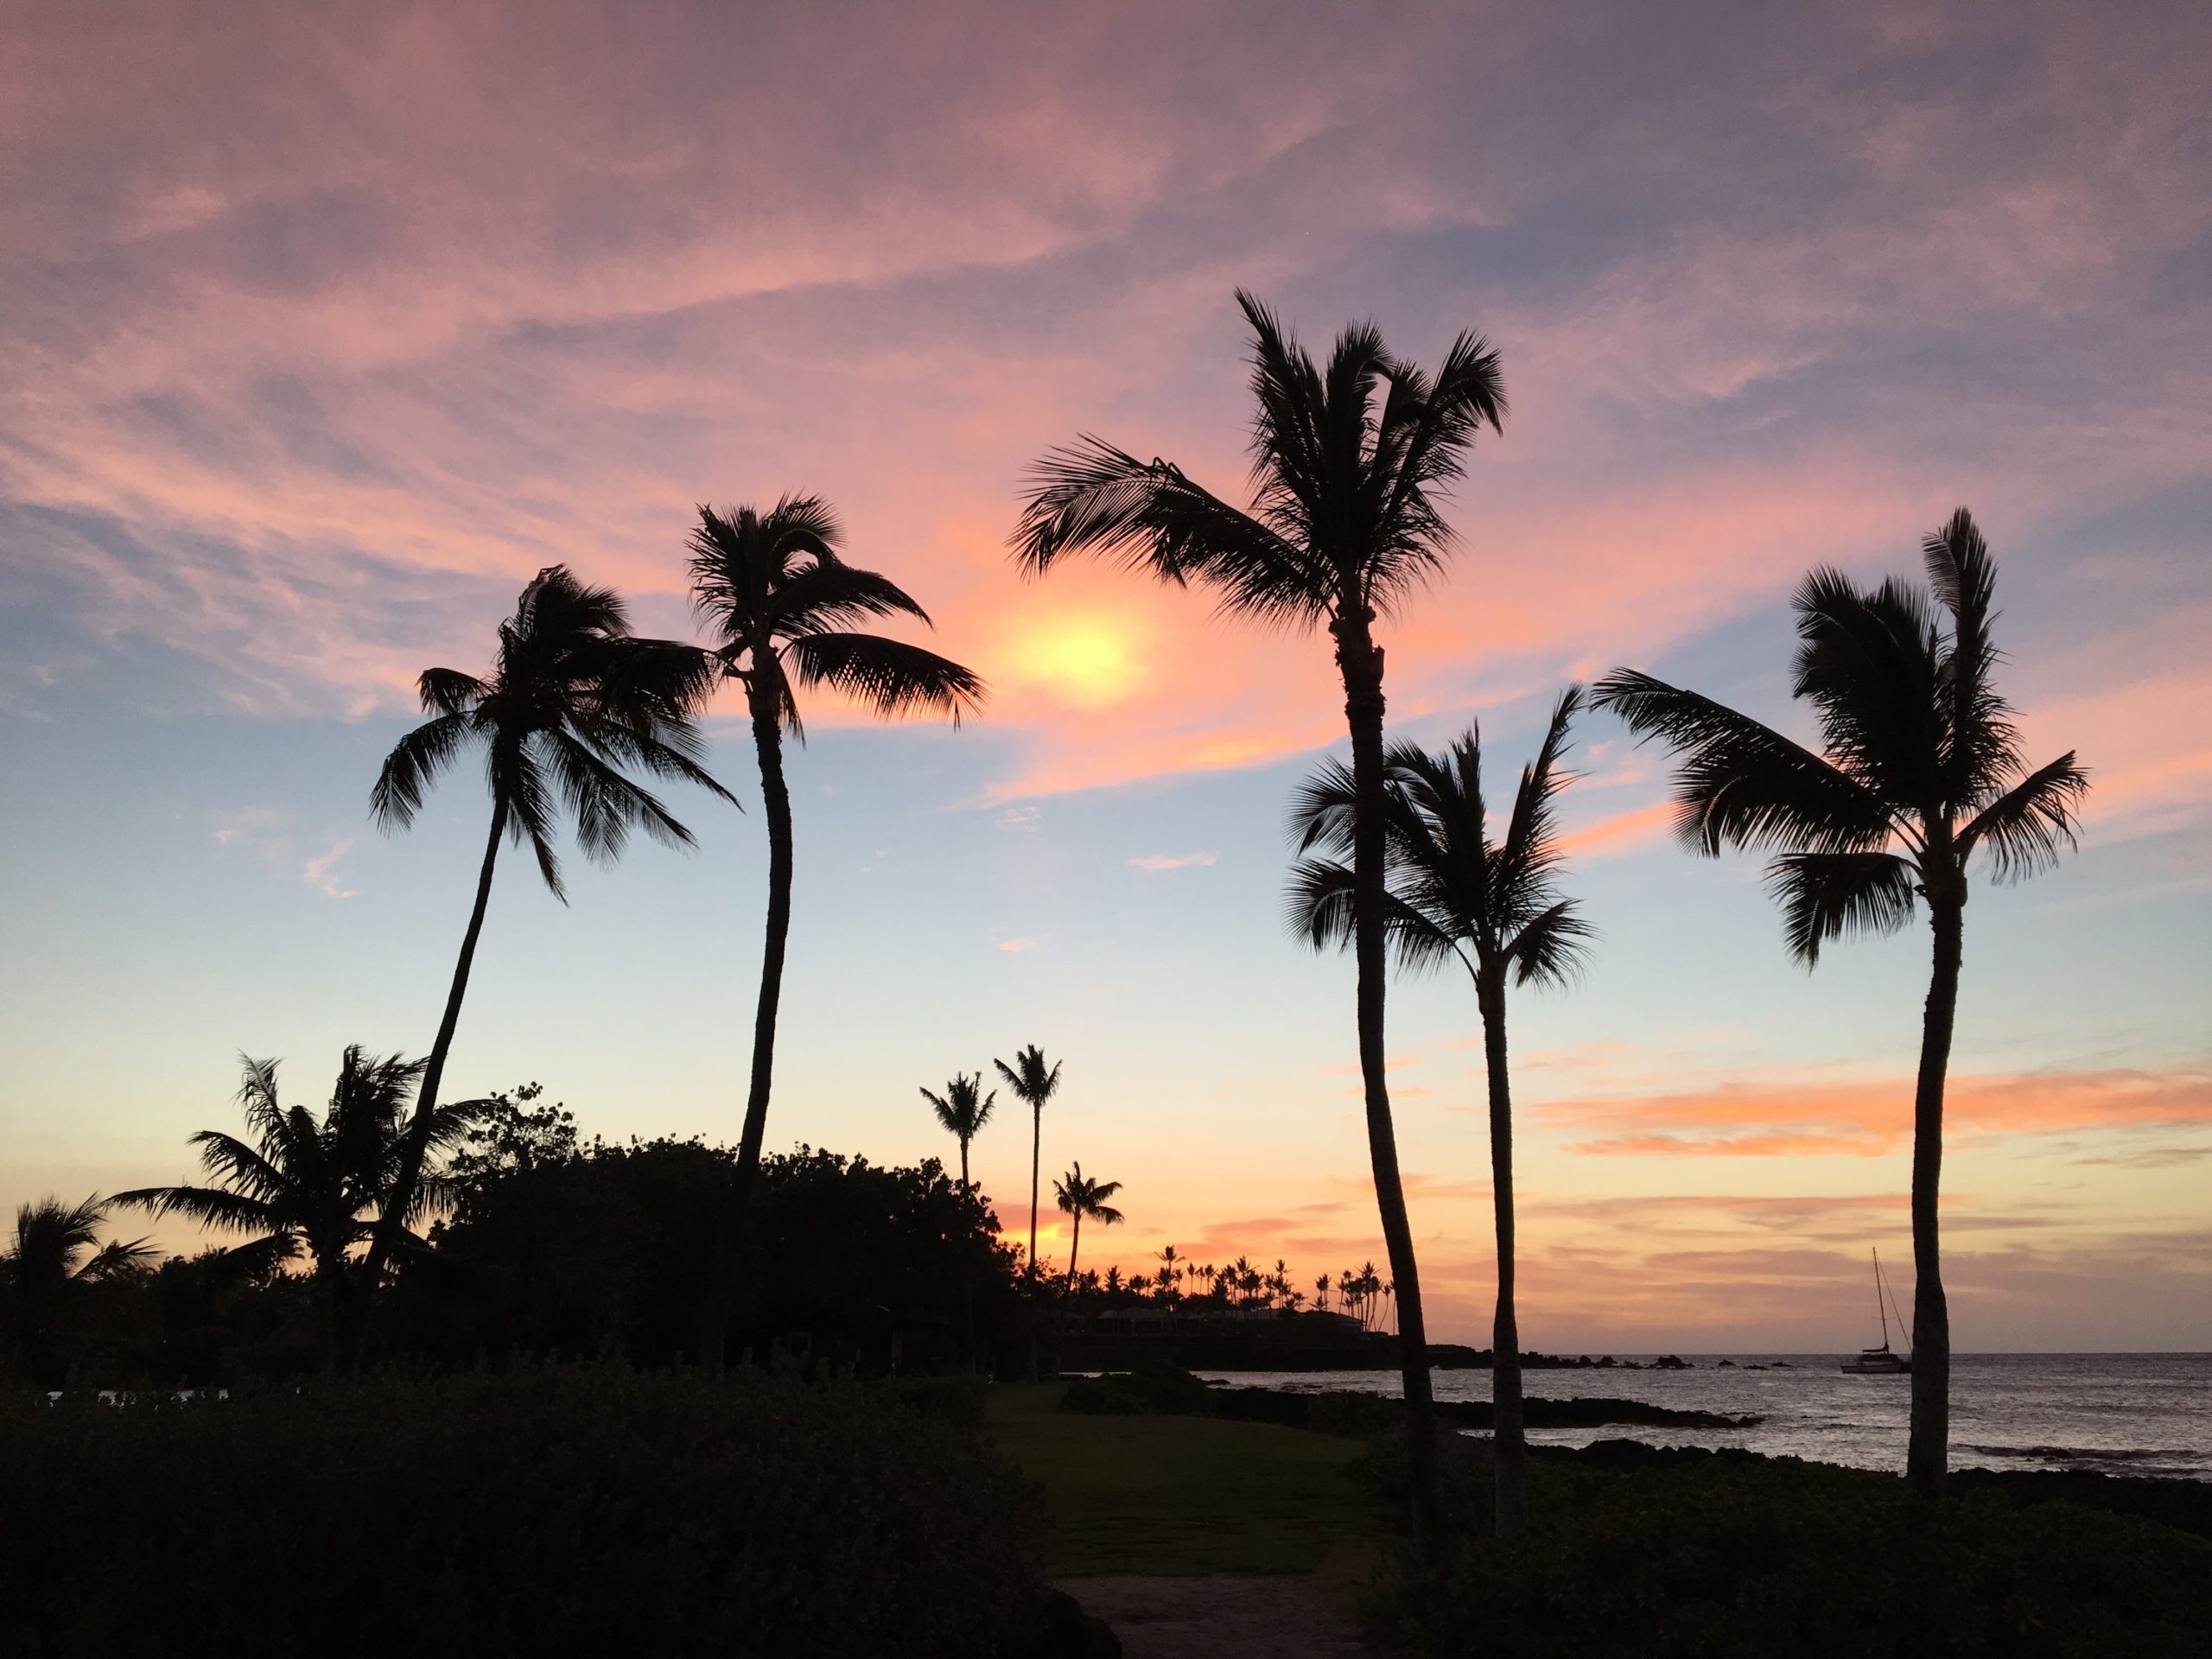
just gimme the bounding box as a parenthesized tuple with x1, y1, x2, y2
(1335, 607, 1441, 1548)
(1906, 893, 1962, 1497)
(1026, 1103, 1042, 1382)
(346, 798, 506, 1372)
(1478, 970, 1528, 1536)
(702, 675, 795, 1372)
(957, 1135, 976, 1373)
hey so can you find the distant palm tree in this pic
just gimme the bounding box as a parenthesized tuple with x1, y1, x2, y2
(1315, 1272, 1332, 1313)
(364, 565, 728, 1366)
(117, 1049, 483, 1370)
(2, 1195, 152, 1382)
(994, 1046, 1063, 1303)
(690, 499, 985, 1371)
(1014, 292, 1504, 1542)
(1288, 688, 1592, 1536)
(1595, 510, 2088, 1498)
(920, 1072, 997, 1190)
(1053, 1163, 1125, 1302)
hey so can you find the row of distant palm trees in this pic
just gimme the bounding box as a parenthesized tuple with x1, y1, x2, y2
(88, 289, 2085, 1554)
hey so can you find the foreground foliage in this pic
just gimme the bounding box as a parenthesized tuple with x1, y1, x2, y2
(2, 1365, 1047, 1659)
(1379, 1445, 2212, 1659)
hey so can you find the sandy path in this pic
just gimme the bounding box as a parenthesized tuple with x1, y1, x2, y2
(1058, 1573, 1382, 1659)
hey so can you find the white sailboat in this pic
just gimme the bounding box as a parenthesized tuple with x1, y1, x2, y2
(1839, 1248, 1911, 1375)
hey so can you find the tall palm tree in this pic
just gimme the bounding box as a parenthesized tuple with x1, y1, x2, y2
(363, 565, 730, 1366)
(921, 1072, 997, 1189)
(116, 1049, 483, 1370)
(1013, 291, 1504, 1541)
(993, 1046, 1063, 1301)
(1052, 1162, 1125, 1301)
(1288, 688, 1592, 1535)
(1594, 510, 2088, 1497)
(689, 498, 985, 1371)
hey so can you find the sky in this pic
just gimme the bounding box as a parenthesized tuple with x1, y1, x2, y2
(2, 1, 2207, 1351)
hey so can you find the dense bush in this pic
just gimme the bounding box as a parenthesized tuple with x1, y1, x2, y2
(1382, 1447, 2212, 1659)
(0, 1364, 1048, 1659)
(1062, 1360, 1221, 1416)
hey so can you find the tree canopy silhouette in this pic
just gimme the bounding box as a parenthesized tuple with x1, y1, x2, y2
(1595, 509, 2088, 1497)
(1013, 289, 1505, 1542)
(688, 497, 985, 1371)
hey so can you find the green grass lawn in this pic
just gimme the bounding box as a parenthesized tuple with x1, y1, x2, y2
(984, 1382, 1393, 1578)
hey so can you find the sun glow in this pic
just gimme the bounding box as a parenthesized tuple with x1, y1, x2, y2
(1006, 614, 1145, 709)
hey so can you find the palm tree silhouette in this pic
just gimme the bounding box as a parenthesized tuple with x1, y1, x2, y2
(116, 1049, 483, 1370)
(364, 565, 729, 1365)
(689, 498, 985, 1371)
(1595, 510, 2088, 1497)
(3, 1196, 151, 1382)
(1053, 1162, 1125, 1305)
(1013, 291, 1504, 1541)
(921, 1072, 997, 1189)
(993, 1046, 1063, 1306)
(1288, 688, 1592, 1535)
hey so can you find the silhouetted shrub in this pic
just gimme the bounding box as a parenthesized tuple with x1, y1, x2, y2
(1062, 1360, 1219, 1416)
(881, 1372, 989, 1429)
(0, 1364, 1047, 1659)
(1380, 1449, 2212, 1658)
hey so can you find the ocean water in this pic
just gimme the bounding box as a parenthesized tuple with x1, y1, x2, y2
(1200, 1353, 2212, 1480)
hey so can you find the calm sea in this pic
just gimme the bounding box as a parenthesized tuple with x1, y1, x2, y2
(1201, 1354, 2212, 1481)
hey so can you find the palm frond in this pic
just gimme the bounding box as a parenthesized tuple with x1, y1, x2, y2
(1764, 851, 1920, 967)
(1789, 567, 1945, 809)
(1285, 755, 1361, 856)
(782, 633, 987, 728)
(1923, 508, 2018, 803)
(110, 1181, 278, 1234)
(370, 712, 473, 830)
(1961, 751, 2089, 881)
(494, 738, 566, 901)
(1012, 436, 1330, 630)
(545, 728, 696, 861)
(1592, 670, 1897, 855)
(1493, 683, 1584, 914)
(1503, 899, 1596, 989)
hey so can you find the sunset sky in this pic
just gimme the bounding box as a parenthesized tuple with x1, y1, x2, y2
(3, 2, 2206, 1351)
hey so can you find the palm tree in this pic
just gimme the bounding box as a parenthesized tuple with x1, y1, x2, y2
(1288, 688, 1592, 1535)
(1594, 509, 2088, 1497)
(1315, 1272, 1332, 1313)
(116, 1049, 483, 1370)
(920, 1072, 997, 1189)
(1013, 291, 1504, 1541)
(1053, 1162, 1125, 1302)
(690, 498, 986, 1370)
(994, 1046, 1063, 1303)
(2, 1196, 152, 1382)
(363, 565, 729, 1367)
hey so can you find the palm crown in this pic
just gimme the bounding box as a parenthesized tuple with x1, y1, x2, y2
(1593, 511, 2088, 962)
(994, 1045, 1062, 1109)
(922, 1073, 996, 1141)
(372, 564, 732, 899)
(1053, 1164, 1124, 1228)
(1013, 291, 1504, 629)
(115, 1048, 481, 1274)
(1287, 687, 1593, 987)
(4, 1197, 151, 1294)
(687, 496, 986, 733)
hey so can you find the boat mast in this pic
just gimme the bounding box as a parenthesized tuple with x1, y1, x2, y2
(1872, 1248, 1890, 1350)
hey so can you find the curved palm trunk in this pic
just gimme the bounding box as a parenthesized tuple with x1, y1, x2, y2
(1336, 610, 1441, 1548)
(701, 675, 796, 1372)
(1055, 1209, 1083, 1377)
(1477, 971, 1528, 1536)
(1027, 1103, 1043, 1381)
(1906, 896, 1962, 1497)
(346, 798, 507, 1372)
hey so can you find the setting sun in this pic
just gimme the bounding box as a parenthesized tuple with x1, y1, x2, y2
(1007, 613, 1145, 709)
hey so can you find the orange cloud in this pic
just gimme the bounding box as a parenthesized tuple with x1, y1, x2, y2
(1538, 1065, 2212, 1156)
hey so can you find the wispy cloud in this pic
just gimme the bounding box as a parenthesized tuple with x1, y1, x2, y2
(302, 837, 358, 899)
(1128, 851, 1216, 872)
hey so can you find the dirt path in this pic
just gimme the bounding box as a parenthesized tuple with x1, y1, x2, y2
(1058, 1573, 1382, 1659)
